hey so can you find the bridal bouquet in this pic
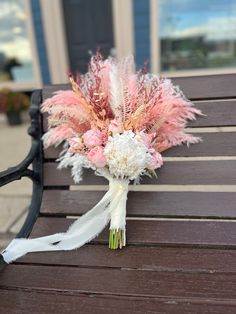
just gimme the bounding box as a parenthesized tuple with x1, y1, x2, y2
(2, 54, 202, 263)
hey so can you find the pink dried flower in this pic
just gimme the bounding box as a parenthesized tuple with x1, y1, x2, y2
(43, 125, 76, 147)
(68, 137, 84, 153)
(147, 151, 163, 170)
(41, 53, 203, 160)
(139, 132, 156, 148)
(101, 128, 109, 144)
(83, 129, 103, 148)
(87, 146, 107, 167)
(108, 119, 123, 135)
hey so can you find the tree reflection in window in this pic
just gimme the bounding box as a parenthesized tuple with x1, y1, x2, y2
(159, 0, 236, 71)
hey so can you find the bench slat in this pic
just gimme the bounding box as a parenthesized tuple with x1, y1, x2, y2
(172, 74, 236, 99)
(1, 289, 235, 314)
(163, 132, 236, 156)
(188, 100, 236, 127)
(43, 132, 236, 159)
(30, 218, 236, 247)
(17, 245, 236, 273)
(1, 264, 236, 300)
(42, 100, 236, 133)
(41, 190, 236, 218)
(42, 75, 236, 102)
(43, 160, 236, 186)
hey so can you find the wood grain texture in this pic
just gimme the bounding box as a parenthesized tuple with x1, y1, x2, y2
(43, 160, 236, 186)
(163, 132, 236, 157)
(188, 100, 236, 127)
(1, 264, 236, 300)
(1, 289, 235, 314)
(17, 245, 236, 273)
(43, 132, 236, 159)
(42, 84, 68, 101)
(42, 75, 236, 102)
(2, 75, 236, 314)
(30, 217, 236, 247)
(40, 190, 236, 218)
(172, 74, 236, 99)
(42, 80, 236, 133)
(42, 100, 236, 133)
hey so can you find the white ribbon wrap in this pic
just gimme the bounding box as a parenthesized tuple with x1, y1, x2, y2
(1, 176, 129, 264)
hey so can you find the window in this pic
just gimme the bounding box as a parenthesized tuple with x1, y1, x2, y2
(152, 0, 236, 75)
(0, 0, 41, 89)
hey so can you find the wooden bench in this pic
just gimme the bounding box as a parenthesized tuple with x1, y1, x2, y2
(0, 74, 236, 313)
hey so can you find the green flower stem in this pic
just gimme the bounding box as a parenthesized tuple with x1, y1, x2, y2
(109, 229, 125, 249)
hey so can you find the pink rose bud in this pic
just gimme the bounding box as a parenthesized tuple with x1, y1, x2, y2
(83, 129, 103, 148)
(147, 151, 163, 170)
(140, 132, 156, 148)
(87, 146, 107, 168)
(108, 119, 123, 135)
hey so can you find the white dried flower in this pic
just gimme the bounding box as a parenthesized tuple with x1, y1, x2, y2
(57, 151, 93, 183)
(104, 131, 151, 180)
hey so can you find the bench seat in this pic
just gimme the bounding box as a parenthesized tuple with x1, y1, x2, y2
(0, 74, 236, 314)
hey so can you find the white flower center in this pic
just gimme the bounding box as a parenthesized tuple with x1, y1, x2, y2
(104, 131, 151, 180)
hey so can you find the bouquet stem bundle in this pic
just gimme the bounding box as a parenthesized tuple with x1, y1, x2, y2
(109, 229, 125, 249)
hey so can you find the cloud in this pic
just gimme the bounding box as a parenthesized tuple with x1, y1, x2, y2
(160, 13, 236, 41)
(0, 0, 31, 62)
(160, 0, 236, 40)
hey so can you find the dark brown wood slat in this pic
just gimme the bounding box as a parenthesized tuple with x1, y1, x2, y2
(18, 245, 236, 273)
(164, 132, 236, 157)
(1, 264, 236, 300)
(43, 160, 236, 186)
(43, 164, 105, 185)
(1, 290, 235, 314)
(44, 132, 236, 159)
(2, 76, 235, 314)
(189, 100, 236, 127)
(40, 190, 236, 218)
(42, 84, 68, 100)
(30, 218, 236, 247)
(42, 100, 236, 133)
(42, 75, 236, 102)
(172, 74, 236, 99)
(42, 112, 48, 133)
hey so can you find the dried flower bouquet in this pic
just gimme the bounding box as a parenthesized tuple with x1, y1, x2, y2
(2, 54, 202, 263)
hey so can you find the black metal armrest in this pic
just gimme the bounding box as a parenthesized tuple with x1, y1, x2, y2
(0, 90, 43, 187)
(0, 141, 40, 187)
(0, 90, 43, 269)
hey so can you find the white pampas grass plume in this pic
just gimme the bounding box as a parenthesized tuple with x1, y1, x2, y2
(57, 152, 90, 183)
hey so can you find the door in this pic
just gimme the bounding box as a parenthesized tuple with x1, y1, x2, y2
(62, 0, 114, 73)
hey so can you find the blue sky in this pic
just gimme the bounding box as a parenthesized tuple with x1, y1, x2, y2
(159, 0, 236, 36)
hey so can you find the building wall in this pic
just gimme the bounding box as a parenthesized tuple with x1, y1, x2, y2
(34, 0, 151, 82)
(3, 0, 234, 91)
(30, 0, 51, 84)
(133, 0, 150, 69)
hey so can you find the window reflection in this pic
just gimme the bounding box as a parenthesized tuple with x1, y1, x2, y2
(159, 0, 236, 71)
(0, 0, 34, 83)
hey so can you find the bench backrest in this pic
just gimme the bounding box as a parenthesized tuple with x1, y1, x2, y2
(39, 74, 236, 247)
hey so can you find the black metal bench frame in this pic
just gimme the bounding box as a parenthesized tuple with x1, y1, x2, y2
(0, 91, 43, 268)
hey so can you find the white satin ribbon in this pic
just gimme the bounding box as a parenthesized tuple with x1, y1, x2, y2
(1, 176, 129, 264)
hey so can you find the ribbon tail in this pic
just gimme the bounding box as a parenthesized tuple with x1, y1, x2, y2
(1, 177, 130, 262)
(1, 188, 113, 264)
